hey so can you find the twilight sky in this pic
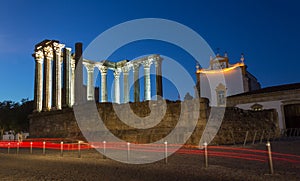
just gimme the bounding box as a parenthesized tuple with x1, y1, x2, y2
(0, 0, 299, 102)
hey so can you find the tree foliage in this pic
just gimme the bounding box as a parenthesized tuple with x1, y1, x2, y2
(0, 99, 33, 133)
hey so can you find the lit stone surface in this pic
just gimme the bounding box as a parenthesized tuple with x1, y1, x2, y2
(84, 62, 95, 101)
(33, 50, 44, 112)
(33, 40, 163, 110)
(122, 65, 130, 103)
(43, 45, 53, 111)
(114, 69, 121, 104)
(133, 63, 140, 102)
(143, 59, 152, 101)
(52, 42, 65, 110)
(99, 66, 108, 102)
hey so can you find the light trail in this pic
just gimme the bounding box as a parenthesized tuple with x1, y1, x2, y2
(0, 140, 299, 165)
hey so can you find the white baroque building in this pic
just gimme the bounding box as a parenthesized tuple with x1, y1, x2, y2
(195, 53, 261, 106)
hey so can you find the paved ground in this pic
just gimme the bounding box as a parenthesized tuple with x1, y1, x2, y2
(0, 140, 299, 181)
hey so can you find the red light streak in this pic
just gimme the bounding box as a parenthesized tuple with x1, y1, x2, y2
(1, 140, 299, 165)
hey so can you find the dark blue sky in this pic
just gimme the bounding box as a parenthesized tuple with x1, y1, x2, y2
(0, 0, 299, 102)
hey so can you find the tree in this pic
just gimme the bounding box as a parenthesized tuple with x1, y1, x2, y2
(0, 99, 34, 134)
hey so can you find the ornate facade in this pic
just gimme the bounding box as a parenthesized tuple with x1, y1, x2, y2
(33, 40, 163, 112)
(195, 53, 261, 106)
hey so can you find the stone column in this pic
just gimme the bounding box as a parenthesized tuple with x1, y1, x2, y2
(33, 50, 44, 112)
(195, 64, 201, 98)
(99, 66, 108, 102)
(122, 66, 130, 103)
(75, 42, 84, 104)
(155, 57, 163, 99)
(84, 63, 95, 101)
(52, 42, 65, 110)
(62, 47, 72, 107)
(114, 69, 121, 104)
(143, 59, 152, 101)
(42, 46, 53, 111)
(70, 58, 76, 106)
(133, 63, 140, 102)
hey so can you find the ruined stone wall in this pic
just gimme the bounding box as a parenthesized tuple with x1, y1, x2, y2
(29, 99, 279, 145)
(211, 107, 279, 145)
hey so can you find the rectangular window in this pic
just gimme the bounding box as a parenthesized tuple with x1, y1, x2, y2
(217, 90, 225, 106)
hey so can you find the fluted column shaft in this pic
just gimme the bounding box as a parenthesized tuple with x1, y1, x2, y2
(133, 64, 140, 102)
(70, 58, 75, 106)
(143, 60, 151, 101)
(85, 64, 94, 101)
(33, 50, 44, 112)
(122, 66, 130, 103)
(42, 46, 53, 111)
(52, 43, 65, 110)
(114, 70, 121, 104)
(63, 47, 72, 107)
(155, 58, 163, 99)
(99, 67, 108, 102)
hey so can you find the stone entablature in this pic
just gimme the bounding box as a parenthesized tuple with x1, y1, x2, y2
(33, 40, 163, 112)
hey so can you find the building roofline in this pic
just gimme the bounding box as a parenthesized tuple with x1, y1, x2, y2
(228, 82, 300, 98)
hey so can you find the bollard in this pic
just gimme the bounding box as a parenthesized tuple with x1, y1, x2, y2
(252, 131, 257, 145)
(30, 142, 33, 154)
(60, 142, 63, 157)
(266, 141, 274, 175)
(8, 142, 10, 154)
(103, 141, 106, 159)
(260, 130, 265, 143)
(78, 141, 81, 158)
(127, 142, 130, 162)
(164, 141, 168, 164)
(243, 131, 249, 147)
(203, 142, 208, 168)
(43, 141, 46, 155)
(17, 142, 19, 155)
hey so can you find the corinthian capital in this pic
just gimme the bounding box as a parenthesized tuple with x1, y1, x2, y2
(114, 69, 121, 78)
(53, 42, 65, 55)
(133, 63, 140, 70)
(122, 65, 131, 73)
(43, 46, 53, 59)
(98, 66, 108, 74)
(83, 62, 94, 72)
(34, 50, 44, 64)
(142, 59, 152, 68)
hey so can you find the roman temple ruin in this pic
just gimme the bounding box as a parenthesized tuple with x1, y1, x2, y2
(32, 40, 163, 112)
